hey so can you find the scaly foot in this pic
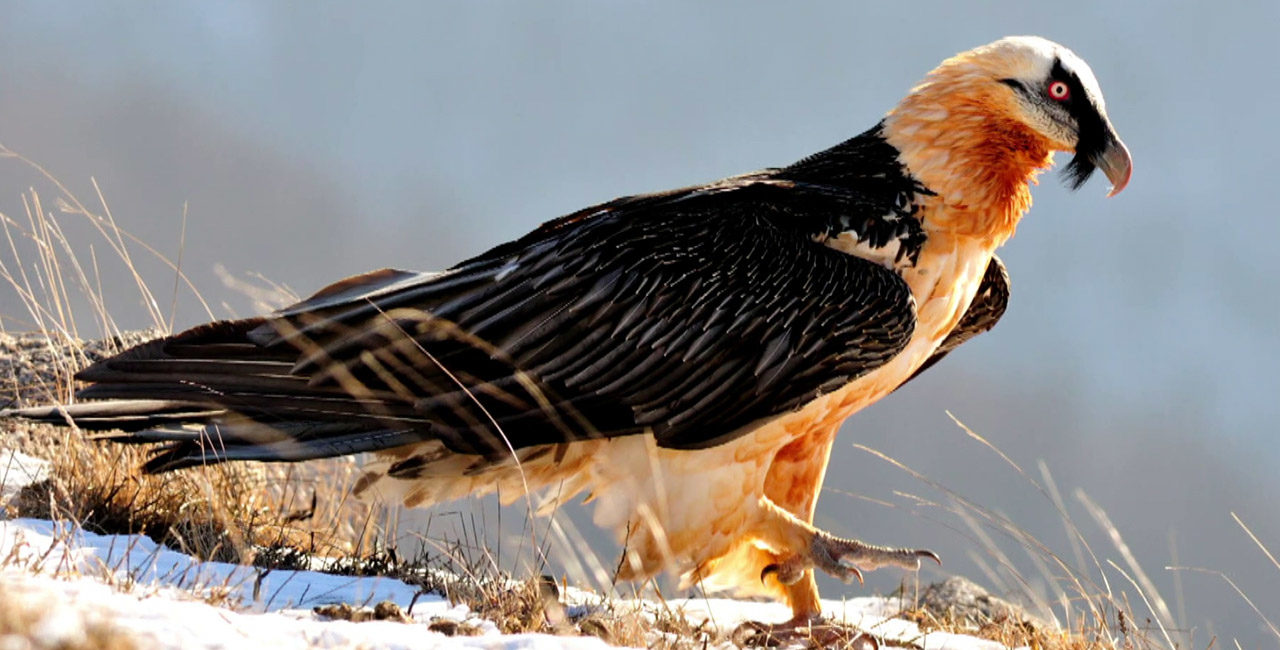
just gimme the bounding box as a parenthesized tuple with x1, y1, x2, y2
(761, 528, 940, 586)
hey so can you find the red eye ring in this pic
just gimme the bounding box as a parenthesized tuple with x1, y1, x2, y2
(1048, 80, 1070, 101)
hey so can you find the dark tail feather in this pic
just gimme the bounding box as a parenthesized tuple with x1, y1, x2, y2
(2, 399, 224, 431)
(5, 269, 548, 472)
(138, 421, 429, 473)
(3, 397, 430, 472)
(2, 316, 432, 472)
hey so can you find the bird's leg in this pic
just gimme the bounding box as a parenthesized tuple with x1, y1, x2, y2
(755, 496, 940, 587)
(730, 497, 939, 647)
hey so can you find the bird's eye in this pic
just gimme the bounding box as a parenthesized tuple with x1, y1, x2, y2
(1047, 80, 1070, 102)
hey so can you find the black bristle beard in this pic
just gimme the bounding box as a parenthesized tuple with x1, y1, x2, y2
(1062, 152, 1097, 190)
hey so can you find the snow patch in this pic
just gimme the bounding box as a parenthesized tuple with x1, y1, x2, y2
(0, 511, 1006, 649)
(0, 517, 422, 610)
(0, 572, 613, 650)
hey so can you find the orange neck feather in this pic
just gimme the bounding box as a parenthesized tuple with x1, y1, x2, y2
(883, 60, 1055, 245)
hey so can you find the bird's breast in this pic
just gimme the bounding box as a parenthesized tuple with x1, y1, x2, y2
(790, 232, 997, 430)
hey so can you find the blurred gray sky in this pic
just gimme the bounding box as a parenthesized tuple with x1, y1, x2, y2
(1, 2, 1277, 645)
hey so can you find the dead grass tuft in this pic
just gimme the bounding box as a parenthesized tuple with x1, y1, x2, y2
(0, 149, 390, 568)
(0, 335, 386, 568)
(902, 603, 1093, 649)
(423, 572, 721, 649)
(895, 575, 1071, 648)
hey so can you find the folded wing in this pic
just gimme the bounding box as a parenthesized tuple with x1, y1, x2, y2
(15, 177, 917, 471)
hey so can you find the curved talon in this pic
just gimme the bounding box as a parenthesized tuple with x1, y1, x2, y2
(824, 557, 865, 583)
(834, 563, 864, 585)
(918, 549, 942, 566)
(760, 556, 808, 586)
(760, 563, 778, 584)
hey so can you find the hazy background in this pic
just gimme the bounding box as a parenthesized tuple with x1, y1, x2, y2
(1, 2, 1276, 645)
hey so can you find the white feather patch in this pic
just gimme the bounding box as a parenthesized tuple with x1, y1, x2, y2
(818, 229, 903, 269)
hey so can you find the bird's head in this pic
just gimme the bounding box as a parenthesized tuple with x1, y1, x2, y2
(977, 36, 1131, 196)
(885, 36, 1131, 236)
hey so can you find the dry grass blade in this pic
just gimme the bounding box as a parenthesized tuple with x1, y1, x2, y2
(1231, 512, 1280, 574)
(852, 444, 1097, 617)
(1039, 460, 1099, 597)
(1166, 566, 1278, 643)
(1105, 559, 1177, 650)
(852, 415, 1197, 650)
(1077, 491, 1175, 632)
(0, 142, 214, 325)
(951, 412, 1113, 605)
(0, 146, 390, 575)
(167, 202, 189, 332)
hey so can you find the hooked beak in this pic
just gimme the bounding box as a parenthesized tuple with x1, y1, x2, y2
(1097, 137, 1132, 197)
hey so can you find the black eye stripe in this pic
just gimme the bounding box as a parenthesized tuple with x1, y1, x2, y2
(1003, 58, 1091, 113)
(1050, 56, 1112, 190)
(1049, 57, 1089, 108)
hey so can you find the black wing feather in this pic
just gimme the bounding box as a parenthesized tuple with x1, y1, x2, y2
(11, 127, 926, 470)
